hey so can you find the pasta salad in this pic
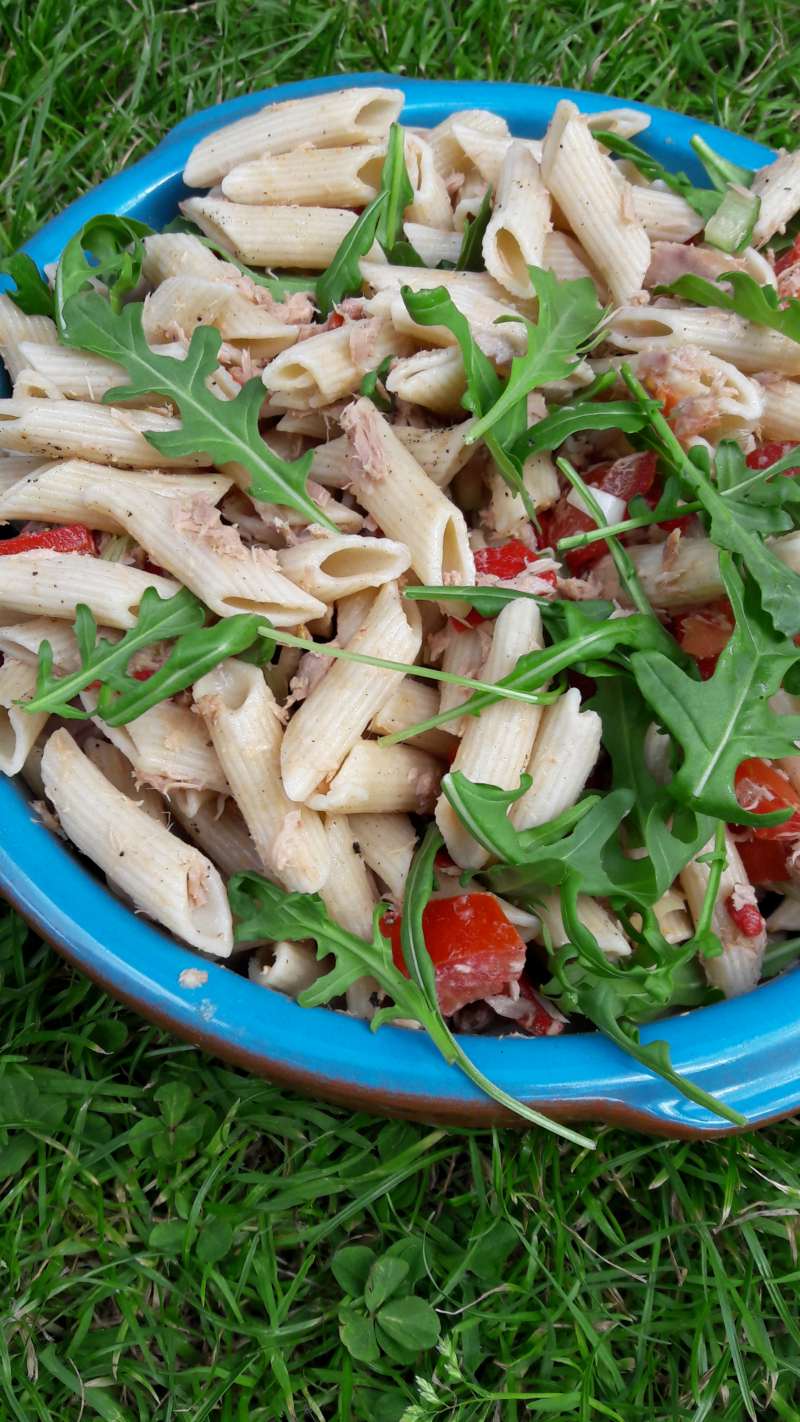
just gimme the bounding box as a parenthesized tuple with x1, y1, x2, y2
(3, 85, 800, 1133)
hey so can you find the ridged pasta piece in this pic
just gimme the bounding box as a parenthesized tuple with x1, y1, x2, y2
(606, 306, 800, 377)
(537, 889, 632, 960)
(593, 537, 724, 611)
(0, 461, 232, 531)
(451, 124, 543, 186)
(435, 599, 545, 869)
(335, 587, 377, 647)
(340, 397, 475, 587)
(142, 232, 247, 285)
(0, 399, 211, 468)
(280, 579, 422, 804)
(403, 224, 462, 268)
(371, 676, 458, 758)
(0, 552, 180, 629)
(142, 274, 297, 355)
(180, 196, 358, 271)
(426, 108, 509, 180)
(509, 688, 602, 831)
(81, 688, 230, 796)
(169, 789, 265, 880)
(307, 740, 443, 814)
(41, 728, 234, 956)
(367, 283, 527, 364)
(404, 134, 454, 229)
(15, 341, 129, 401)
(348, 812, 417, 901)
(750, 149, 800, 248)
(183, 86, 404, 187)
(359, 259, 513, 305)
(0, 294, 57, 383)
(249, 940, 329, 996)
(276, 533, 410, 601)
(680, 829, 766, 996)
(0, 659, 49, 775)
(482, 142, 552, 298)
(628, 187, 705, 242)
(541, 99, 651, 305)
(262, 321, 411, 409)
(222, 144, 386, 207)
(487, 450, 560, 531)
(193, 658, 331, 893)
(0, 615, 83, 672)
(319, 812, 382, 1020)
(756, 378, 800, 440)
(85, 480, 326, 625)
(83, 738, 167, 824)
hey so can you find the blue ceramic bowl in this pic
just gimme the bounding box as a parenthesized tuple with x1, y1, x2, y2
(2, 74, 796, 1136)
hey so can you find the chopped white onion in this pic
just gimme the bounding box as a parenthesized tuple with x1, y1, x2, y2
(566, 485, 627, 526)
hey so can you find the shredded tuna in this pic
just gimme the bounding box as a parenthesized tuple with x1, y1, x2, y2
(187, 860, 209, 910)
(661, 528, 682, 573)
(338, 297, 368, 322)
(32, 800, 66, 838)
(194, 692, 226, 728)
(285, 647, 335, 709)
(172, 493, 247, 559)
(271, 810, 303, 872)
(645, 242, 747, 290)
(179, 967, 209, 988)
(444, 170, 466, 194)
(341, 399, 392, 486)
(729, 881, 760, 913)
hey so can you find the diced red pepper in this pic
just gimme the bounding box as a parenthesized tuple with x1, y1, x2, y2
(131, 668, 156, 682)
(673, 598, 733, 678)
(745, 441, 800, 478)
(775, 237, 800, 276)
(543, 501, 598, 572)
(474, 538, 539, 580)
(736, 835, 791, 883)
(514, 972, 564, 1036)
(734, 758, 800, 840)
(383, 893, 527, 1017)
(0, 524, 97, 557)
(585, 450, 657, 501)
(724, 893, 765, 937)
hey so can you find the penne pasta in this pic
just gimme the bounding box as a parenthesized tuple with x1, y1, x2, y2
(750, 149, 800, 248)
(0, 399, 211, 468)
(262, 321, 412, 409)
(482, 142, 552, 298)
(81, 688, 230, 796)
(276, 533, 411, 601)
(169, 789, 265, 880)
(41, 728, 234, 956)
(83, 738, 167, 824)
(680, 829, 766, 996)
(183, 86, 404, 187)
(0, 552, 180, 629)
(348, 812, 417, 901)
(371, 676, 459, 758)
(222, 144, 387, 207)
(426, 108, 509, 180)
(756, 378, 800, 440)
(180, 196, 358, 270)
(308, 739, 443, 814)
(319, 812, 382, 1020)
(142, 274, 298, 355)
(537, 889, 632, 960)
(606, 305, 800, 377)
(594, 537, 725, 610)
(0, 293, 58, 383)
(0, 460, 232, 531)
(249, 940, 330, 996)
(509, 688, 602, 831)
(0, 658, 50, 776)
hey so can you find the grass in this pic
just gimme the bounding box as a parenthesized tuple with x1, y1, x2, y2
(2, 0, 800, 1415)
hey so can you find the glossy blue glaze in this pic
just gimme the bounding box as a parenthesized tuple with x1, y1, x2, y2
(2, 75, 796, 1134)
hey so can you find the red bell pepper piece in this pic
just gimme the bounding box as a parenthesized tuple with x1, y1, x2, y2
(0, 524, 96, 557)
(383, 893, 527, 1017)
(734, 758, 800, 840)
(736, 836, 790, 883)
(724, 893, 765, 938)
(745, 441, 800, 478)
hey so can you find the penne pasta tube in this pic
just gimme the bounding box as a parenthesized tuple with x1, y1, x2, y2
(41, 728, 234, 956)
(509, 687, 602, 831)
(587, 108, 651, 139)
(437, 620, 490, 723)
(0, 399, 211, 468)
(403, 224, 462, 268)
(85, 481, 326, 625)
(81, 688, 230, 795)
(606, 306, 800, 376)
(309, 436, 350, 489)
(0, 552, 179, 629)
(307, 740, 443, 814)
(636, 345, 764, 439)
(451, 125, 543, 187)
(757, 378, 800, 440)
(222, 144, 386, 207)
(0, 658, 49, 775)
(193, 658, 331, 893)
(359, 258, 514, 306)
(16, 341, 129, 401)
(183, 86, 404, 187)
(0, 615, 83, 671)
(435, 598, 545, 869)
(541, 99, 651, 305)
(488, 450, 560, 531)
(367, 283, 527, 364)
(169, 788, 265, 880)
(750, 149, 800, 248)
(537, 889, 632, 960)
(280, 579, 422, 804)
(0, 453, 51, 485)
(404, 134, 454, 229)
(628, 187, 705, 242)
(142, 274, 298, 355)
(392, 419, 478, 488)
(0, 293, 57, 383)
(768, 529, 800, 576)
(371, 676, 459, 758)
(455, 172, 491, 233)
(426, 109, 509, 180)
(482, 142, 552, 298)
(262, 321, 411, 409)
(680, 829, 766, 996)
(348, 812, 417, 901)
(542, 231, 610, 300)
(249, 940, 329, 995)
(319, 812, 382, 1021)
(593, 536, 724, 610)
(180, 196, 358, 270)
(276, 533, 410, 601)
(335, 587, 378, 647)
(340, 397, 475, 587)
(83, 738, 167, 824)
(0, 461, 232, 531)
(142, 231, 266, 288)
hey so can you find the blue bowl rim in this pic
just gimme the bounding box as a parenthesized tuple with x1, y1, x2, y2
(2, 72, 796, 1138)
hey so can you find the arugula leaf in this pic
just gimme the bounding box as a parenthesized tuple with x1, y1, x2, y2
(162, 216, 318, 300)
(652, 269, 800, 345)
(0, 252, 55, 317)
(465, 266, 604, 443)
(592, 132, 722, 221)
(557, 456, 655, 618)
(455, 185, 493, 272)
(623, 366, 800, 635)
(316, 123, 416, 316)
(631, 553, 800, 823)
(227, 846, 595, 1148)
(25, 587, 205, 719)
(95, 614, 275, 725)
(60, 292, 336, 530)
(549, 872, 745, 1126)
(520, 397, 659, 457)
(55, 215, 154, 330)
(403, 583, 549, 620)
(689, 135, 754, 193)
(360, 354, 395, 412)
